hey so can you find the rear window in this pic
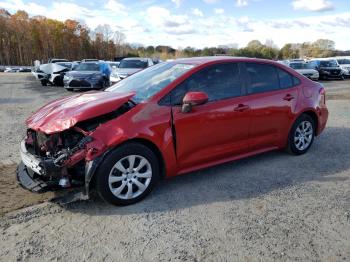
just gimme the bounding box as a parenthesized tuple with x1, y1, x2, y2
(277, 68, 295, 89)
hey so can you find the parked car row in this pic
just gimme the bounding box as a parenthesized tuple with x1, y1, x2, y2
(281, 56, 350, 81)
(0, 66, 32, 73)
(32, 57, 155, 91)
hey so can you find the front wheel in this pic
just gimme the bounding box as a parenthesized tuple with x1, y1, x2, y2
(95, 143, 160, 205)
(102, 79, 110, 89)
(40, 80, 48, 86)
(287, 114, 315, 155)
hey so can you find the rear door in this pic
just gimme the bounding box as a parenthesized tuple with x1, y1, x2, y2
(242, 62, 299, 150)
(170, 62, 251, 171)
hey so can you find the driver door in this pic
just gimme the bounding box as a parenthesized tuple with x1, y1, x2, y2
(170, 62, 251, 171)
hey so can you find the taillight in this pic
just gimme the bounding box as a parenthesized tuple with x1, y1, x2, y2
(319, 87, 326, 105)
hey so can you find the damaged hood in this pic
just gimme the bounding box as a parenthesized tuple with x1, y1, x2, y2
(39, 63, 69, 74)
(26, 91, 135, 134)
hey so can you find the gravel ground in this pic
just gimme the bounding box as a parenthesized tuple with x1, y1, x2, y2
(0, 73, 349, 261)
(0, 73, 70, 163)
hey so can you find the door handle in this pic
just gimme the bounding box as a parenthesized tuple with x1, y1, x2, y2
(234, 104, 250, 112)
(283, 94, 295, 101)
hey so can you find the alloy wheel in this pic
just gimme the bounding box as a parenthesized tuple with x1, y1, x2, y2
(108, 155, 152, 200)
(294, 120, 314, 151)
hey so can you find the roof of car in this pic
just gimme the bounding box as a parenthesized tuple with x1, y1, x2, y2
(310, 58, 337, 61)
(173, 56, 278, 65)
(123, 57, 150, 61)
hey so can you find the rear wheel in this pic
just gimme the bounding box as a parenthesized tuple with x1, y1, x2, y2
(95, 143, 159, 205)
(287, 114, 315, 155)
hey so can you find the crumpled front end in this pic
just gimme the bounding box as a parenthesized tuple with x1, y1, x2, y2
(17, 99, 135, 195)
(17, 127, 97, 193)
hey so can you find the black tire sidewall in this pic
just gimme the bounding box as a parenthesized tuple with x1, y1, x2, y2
(95, 143, 160, 206)
(288, 114, 315, 155)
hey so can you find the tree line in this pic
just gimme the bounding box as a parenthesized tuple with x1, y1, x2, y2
(0, 9, 348, 66)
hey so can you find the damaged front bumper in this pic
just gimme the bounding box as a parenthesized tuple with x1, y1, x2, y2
(20, 140, 44, 176)
(17, 140, 49, 192)
(17, 138, 102, 198)
(17, 161, 49, 193)
(17, 139, 68, 192)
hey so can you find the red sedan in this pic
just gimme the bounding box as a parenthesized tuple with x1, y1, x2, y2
(18, 57, 328, 205)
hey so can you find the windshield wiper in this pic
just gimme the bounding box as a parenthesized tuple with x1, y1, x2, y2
(129, 98, 138, 105)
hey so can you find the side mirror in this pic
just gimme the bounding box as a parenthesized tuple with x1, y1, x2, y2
(181, 91, 209, 113)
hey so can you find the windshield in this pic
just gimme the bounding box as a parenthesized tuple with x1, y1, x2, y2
(75, 63, 100, 71)
(107, 62, 195, 103)
(289, 63, 304, 70)
(304, 63, 315, 69)
(337, 59, 350, 65)
(119, 59, 148, 69)
(320, 60, 338, 67)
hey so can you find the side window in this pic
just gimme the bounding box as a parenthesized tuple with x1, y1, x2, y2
(293, 76, 301, 86)
(171, 63, 242, 105)
(277, 68, 294, 89)
(310, 61, 318, 69)
(246, 63, 279, 94)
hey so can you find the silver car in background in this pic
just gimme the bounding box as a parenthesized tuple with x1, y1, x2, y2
(110, 57, 154, 84)
(288, 61, 319, 81)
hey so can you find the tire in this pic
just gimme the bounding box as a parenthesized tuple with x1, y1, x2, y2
(54, 77, 64, 86)
(101, 78, 109, 89)
(95, 143, 160, 205)
(287, 114, 315, 155)
(66, 88, 73, 91)
(41, 80, 47, 86)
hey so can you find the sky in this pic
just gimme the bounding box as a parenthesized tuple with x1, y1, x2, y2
(0, 0, 350, 50)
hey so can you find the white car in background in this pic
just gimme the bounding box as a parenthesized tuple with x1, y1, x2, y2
(288, 61, 319, 81)
(334, 57, 350, 78)
(47, 62, 77, 86)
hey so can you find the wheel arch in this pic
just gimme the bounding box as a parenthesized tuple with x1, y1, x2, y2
(126, 138, 166, 179)
(297, 110, 319, 136)
(86, 138, 166, 196)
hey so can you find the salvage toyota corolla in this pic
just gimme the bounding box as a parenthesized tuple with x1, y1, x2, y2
(17, 57, 328, 205)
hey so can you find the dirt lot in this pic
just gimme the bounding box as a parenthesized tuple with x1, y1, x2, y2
(0, 73, 349, 261)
